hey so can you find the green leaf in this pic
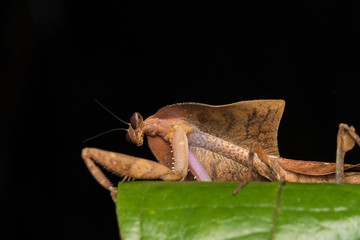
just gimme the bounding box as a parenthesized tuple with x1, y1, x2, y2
(116, 182, 360, 240)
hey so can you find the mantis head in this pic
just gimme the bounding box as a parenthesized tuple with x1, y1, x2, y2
(126, 112, 145, 146)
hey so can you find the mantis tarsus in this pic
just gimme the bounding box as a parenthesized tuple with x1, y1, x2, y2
(81, 100, 360, 200)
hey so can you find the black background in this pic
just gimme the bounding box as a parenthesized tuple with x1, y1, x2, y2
(1, 1, 360, 239)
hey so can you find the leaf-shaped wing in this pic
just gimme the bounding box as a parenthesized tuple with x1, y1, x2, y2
(152, 100, 285, 156)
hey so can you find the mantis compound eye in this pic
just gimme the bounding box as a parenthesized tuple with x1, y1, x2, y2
(130, 112, 143, 130)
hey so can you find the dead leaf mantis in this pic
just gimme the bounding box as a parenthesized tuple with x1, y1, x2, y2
(81, 100, 360, 200)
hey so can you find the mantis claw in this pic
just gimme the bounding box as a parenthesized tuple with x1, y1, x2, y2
(109, 186, 117, 203)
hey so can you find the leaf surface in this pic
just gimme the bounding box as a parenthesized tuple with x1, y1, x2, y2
(116, 182, 360, 240)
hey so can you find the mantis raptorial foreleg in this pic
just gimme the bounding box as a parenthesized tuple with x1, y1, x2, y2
(82, 126, 191, 201)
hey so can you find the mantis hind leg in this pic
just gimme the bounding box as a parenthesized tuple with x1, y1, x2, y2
(336, 124, 360, 183)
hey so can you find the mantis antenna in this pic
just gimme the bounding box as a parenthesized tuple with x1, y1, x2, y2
(83, 99, 130, 143)
(95, 99, 130, 126)
(83, 128, 128, 143)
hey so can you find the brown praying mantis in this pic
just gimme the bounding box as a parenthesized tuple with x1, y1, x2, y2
(82, 100, 360, 200)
